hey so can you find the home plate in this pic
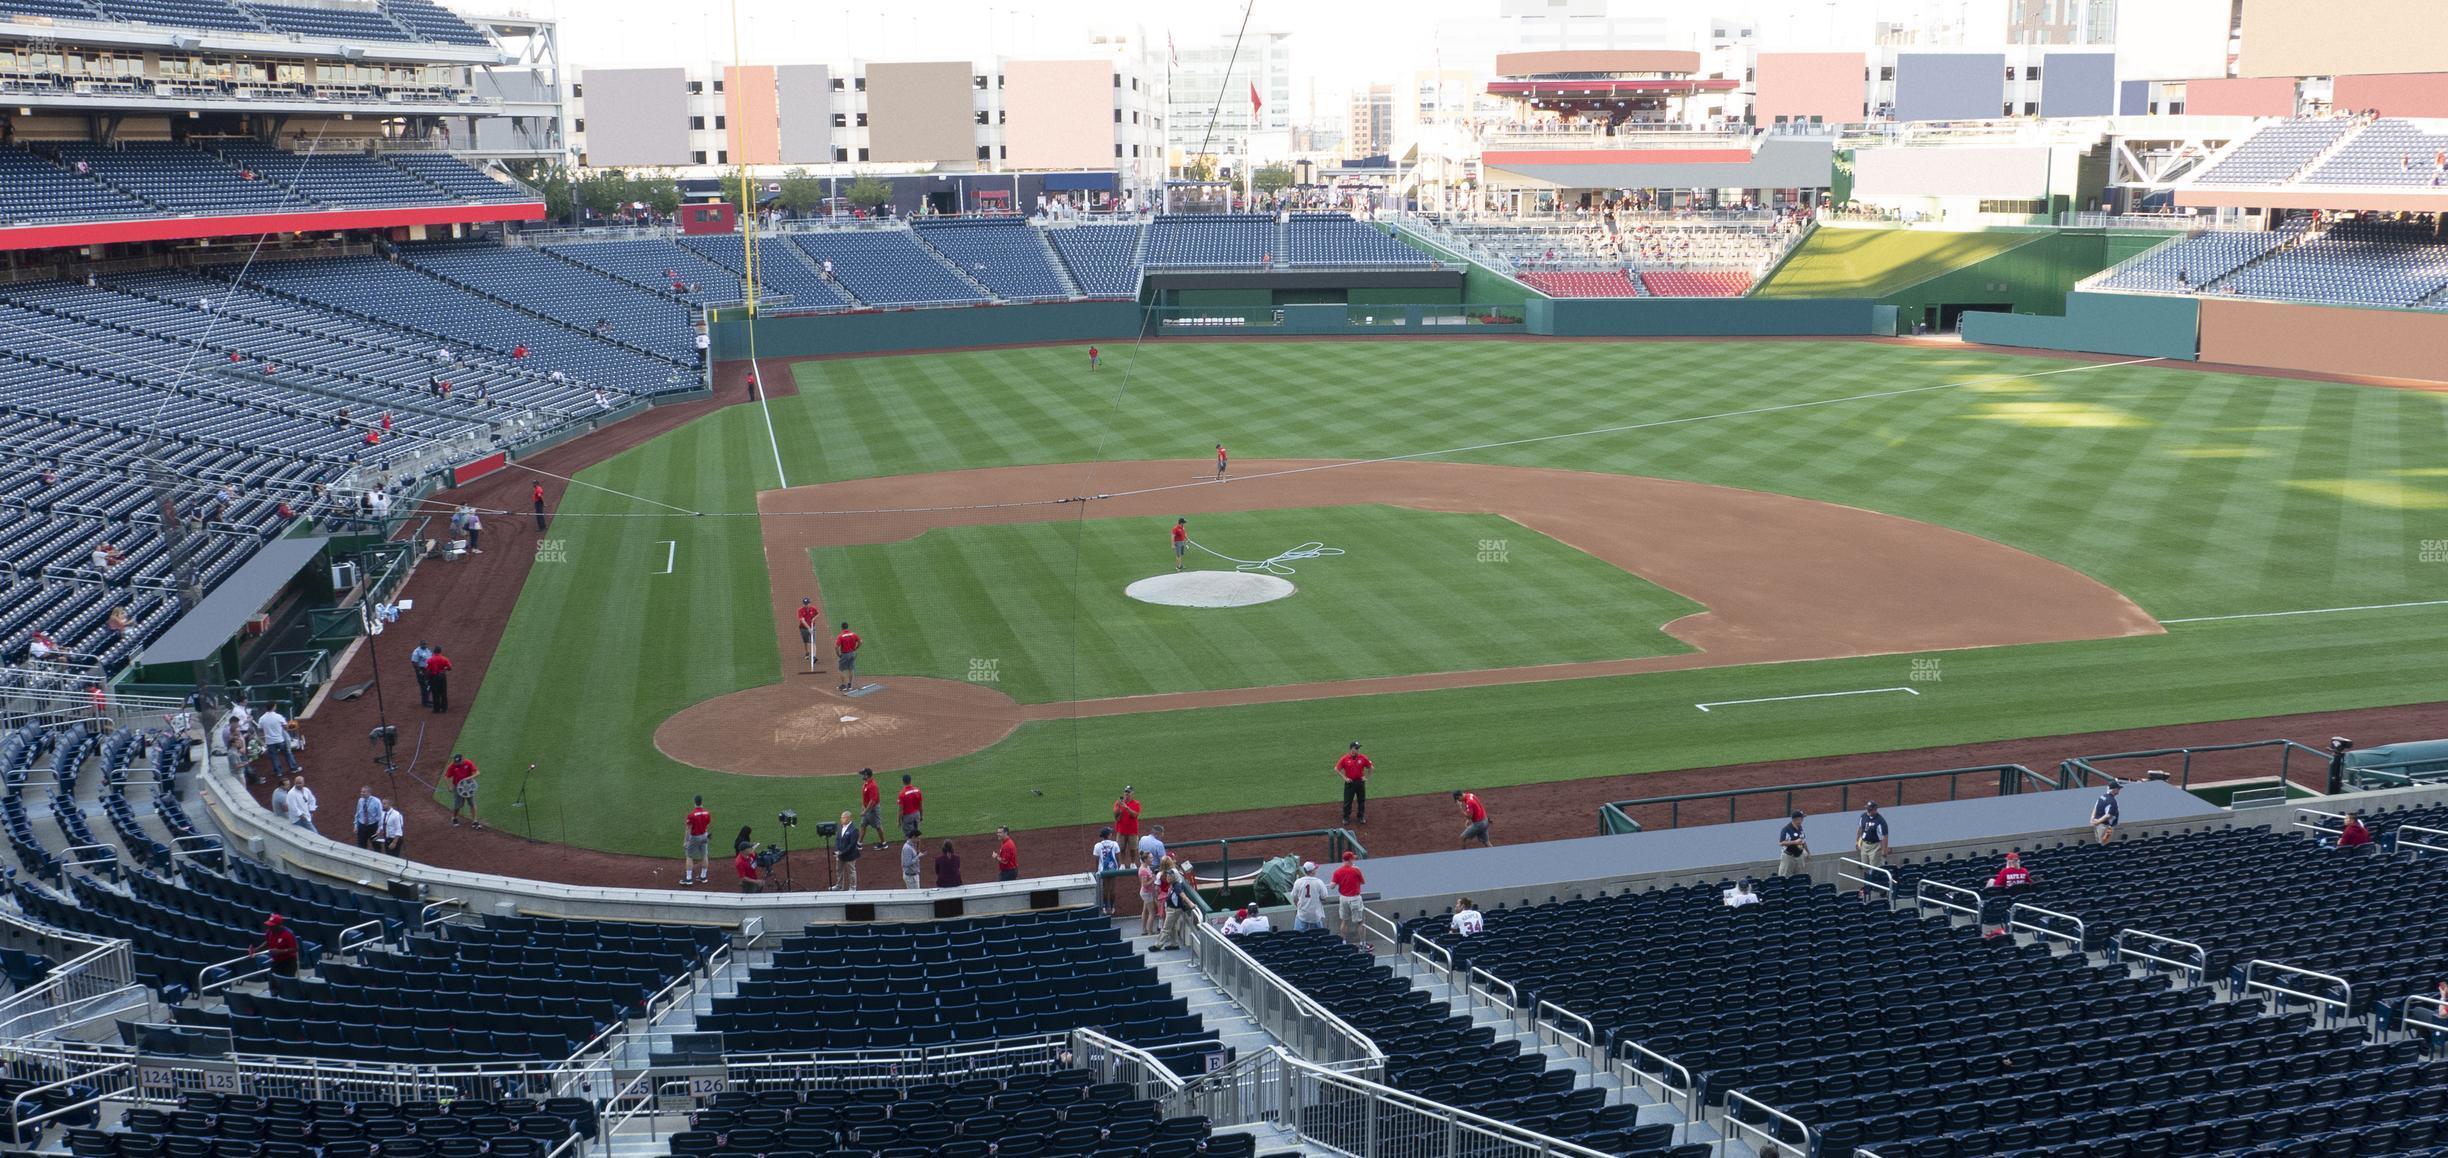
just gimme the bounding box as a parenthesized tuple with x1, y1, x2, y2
(839, 715, 860, 723)
(1126, 571, 1294, 608)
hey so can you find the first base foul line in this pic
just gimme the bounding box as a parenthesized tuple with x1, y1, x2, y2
(1696, 687, 1921, 712)
(654, 540, 676, 575)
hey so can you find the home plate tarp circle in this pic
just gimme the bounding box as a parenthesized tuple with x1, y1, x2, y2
(1125, 571, 1297, 608)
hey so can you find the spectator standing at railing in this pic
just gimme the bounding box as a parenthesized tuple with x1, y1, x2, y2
(935, 839, 963, 888)
(1137, 823, 1167, 867)
(1290, 861, 1328, 933)
(1155, 856, 1197, 950)
(901, 833, 924, 890)
(1114, 786, 1143, 864)
(1092, 827, 1122, 915)
(681, 796, 713, 884)
(1137, 856, 1164, 936)
(380, 799, 404, 857)
(833, 810, 862, 890)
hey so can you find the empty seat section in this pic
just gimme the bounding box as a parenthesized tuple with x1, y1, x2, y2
(88, 0, 262, 32)
(1142, 214, 1274, 267)
(546, 238, 745, 305)
(397, 245, 697, 361)
(1281, 214, 1432, 266)
(1047, 223, 1143, 296)
(2194, 119, 2358, 184)
(1518, 270, 1643, 296)
(784, 230, 987, 307)
(0, 147, 154, 224)
(2093, 230, 2291, 293)
(1639, 270, 1752, 296)
(52, 141, 303, 215)
(212, 141, 451, 208)
(674, 233, 854, 309)
(912, 218, 1068, 299)
(384, 152, 528, 201)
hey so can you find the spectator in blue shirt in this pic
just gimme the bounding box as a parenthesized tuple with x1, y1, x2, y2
(2090, 782, 2122, 844)
(1776, 810, 1809, 878)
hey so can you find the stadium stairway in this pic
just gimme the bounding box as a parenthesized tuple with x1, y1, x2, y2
(902, 227, 1007, 302)
(1034, 228, 1084, 298)
(1125, 925, 1277, 1060)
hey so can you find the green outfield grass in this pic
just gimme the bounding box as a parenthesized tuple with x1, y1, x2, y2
(806, 506, 1701, 703)
(448, 339, 2448, 856)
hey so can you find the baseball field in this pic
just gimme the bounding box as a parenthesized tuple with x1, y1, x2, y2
(442, 338, 2448, 858)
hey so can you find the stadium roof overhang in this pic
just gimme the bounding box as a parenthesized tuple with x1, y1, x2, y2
(3, 91, 504, 119)
(0, 200, 545, 252)
(2173, 185, 2448, 213)
(0, 18, 506, 65)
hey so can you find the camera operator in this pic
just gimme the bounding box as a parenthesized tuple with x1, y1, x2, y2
(833, 809, 862, 890)
(734, 841, 764, 893)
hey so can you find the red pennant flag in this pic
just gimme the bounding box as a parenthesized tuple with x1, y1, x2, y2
(1250, 81, 1263, 115)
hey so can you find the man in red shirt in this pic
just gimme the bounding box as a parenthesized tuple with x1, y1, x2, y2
(1088, 345, 1100, 370)
(445, 754, 482, 829)
(896, 773, 923, 841)
(1337, 741, 1373, 825)
(1214, 443, 1228, 482)
(1453, 789, 1492, 847)
(682, 795, 713, 885)
(424, 647, 453, 713)
(995, 826, 1019, 881)
(735, 845, 763, 893)
(856, 767, 886, 849)
(532, 481, 548, 532)
(1113, 786, 1143, 866)
(835, 623, 861, 693)
(1987, 850, 2030, 890)
(1330, 852, 1367, 943)
(795, 598, 823, 672)
(1171, 518, 1188, 571)
(254, 914, 300, 977)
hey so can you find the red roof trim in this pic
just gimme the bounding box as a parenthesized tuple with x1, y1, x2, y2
(0, 201, 546, 253)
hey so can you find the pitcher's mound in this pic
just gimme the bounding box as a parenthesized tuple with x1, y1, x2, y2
(1126, 571, 1296, 608)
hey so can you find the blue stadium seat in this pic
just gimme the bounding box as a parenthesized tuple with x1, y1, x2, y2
(912, 219, 1070, 300)
(1045, 223, 1144, 297)
(785, 229, 989, 307)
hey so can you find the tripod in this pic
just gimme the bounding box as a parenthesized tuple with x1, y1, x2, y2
(777, 824, 796, 891)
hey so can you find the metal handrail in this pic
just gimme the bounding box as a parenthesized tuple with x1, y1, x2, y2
(1914, 879, 1985, 923)
(2291, 807, 2347, 836)
(2392, 988, 2447, 1036)
(168, 834, 225, 866)
(0, 981, 145, 1040)
(2115, 929, 2209, 984)
(198, 951, 271, 996)
(417, 898, 465, 928)
(1613, 1038, 1696, 1116)
(1468, 966, 1520, 1014)
(1407, 931, 1454, 979)
(58, 842, 120, 871)
(334, 919, 385, 956)
(1274, 1049, 1617, 1158)
(6, 1062, 131, 1132)
(1534, 1000, 1597, 1067)
(2008, 902, 2087, 950)
(1597, 763, 2052, 833)
(1839, 857, 1896, 898)
(1724, 1088, 1815, 1158)
(2244, 959, 2354, 1022)
(1072, 1027, 1187, 1097)
(2394, 824, 2448, 857)
(1186, 919, 1383, 1068)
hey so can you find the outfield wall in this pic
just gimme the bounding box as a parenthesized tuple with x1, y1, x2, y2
(712, 301, 1147, 359)
(2197, 298, 2448, 383)
(1527, 297, 1882, 337)
(1959, 290, 2200, 360)
(712, 297, 1886, 356)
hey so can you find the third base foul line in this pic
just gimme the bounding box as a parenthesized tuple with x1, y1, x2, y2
(1696, 687, 1922, 712)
